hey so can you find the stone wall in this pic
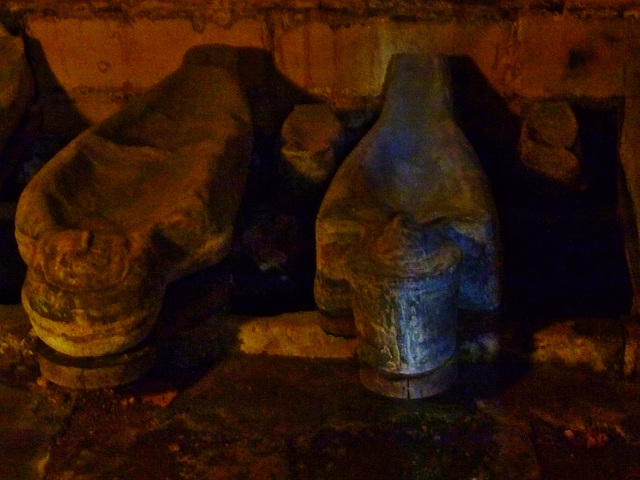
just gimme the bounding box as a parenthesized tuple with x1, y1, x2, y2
(3, 0, 639, 121)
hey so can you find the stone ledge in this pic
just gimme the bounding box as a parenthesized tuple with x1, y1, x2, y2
(236, 313, 640, 378)
(237, 311, 357, 359)
(5, 302, 640, 378)
(531, 318, 625, 373)
(237, 310, 503, 364)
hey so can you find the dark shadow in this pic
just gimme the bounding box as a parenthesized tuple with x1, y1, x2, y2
(448, 56, 522, 332)
(0, 210, 25, 303)
(448, 56, 632, 349)
(228, 47, 321, 316)
(448, 56, 522, 203)
(0, 36, 89, 202)
(501, 103, 631, 335)
(23, 37, 92, 137)
(448, 55, 535, 367)
(441, 355, 531, 409)
(1, 33, 90, 302)
(126, 46, 322, 388)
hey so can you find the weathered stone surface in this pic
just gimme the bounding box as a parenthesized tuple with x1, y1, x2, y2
(280, 103, 344, 203)
(519, 101, 581, 185)
(348, 219, 462, 398)
(519, 138, 581, 184)
(274, 20, 386, 106)
(8, 4, 640, 132)
(23, 17, 268, 126)
(531, 319, 624, 373)
(237, 311, 356, 359)
(7, 0, 640, 20)
(0, 25, 33, 156)
(0, 381, 74, 480)
(350, 219, 461, 376)
(234, 308, 503, 365)
(315, 54, 500, 397)
(35, 338, 156, 389)
(315, 53, 501, 319)
(524, 101, 578, 149)
(458, 332, 501, 364)
(282, 104, 342, 156)
(511, 16, 634, 99)
(359, 356, 458, 400)
(273, 19, 513, 108)
(15, 45, 252, 364)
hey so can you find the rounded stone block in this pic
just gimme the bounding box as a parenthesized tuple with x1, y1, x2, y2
(359, 355, 458, 400)
(21, 256, 164, 357)
(36, 338, 156, 389)
(519, 101, 581, 185)
(280, 103, 344, 204)
(519, 137, 581, 185)
(525, 101, 578, 148)
(237, 311, 357, 359)
(350, 219, 462, 398)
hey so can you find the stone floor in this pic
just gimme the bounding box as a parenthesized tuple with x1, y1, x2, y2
(1, 304, 640, 480)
